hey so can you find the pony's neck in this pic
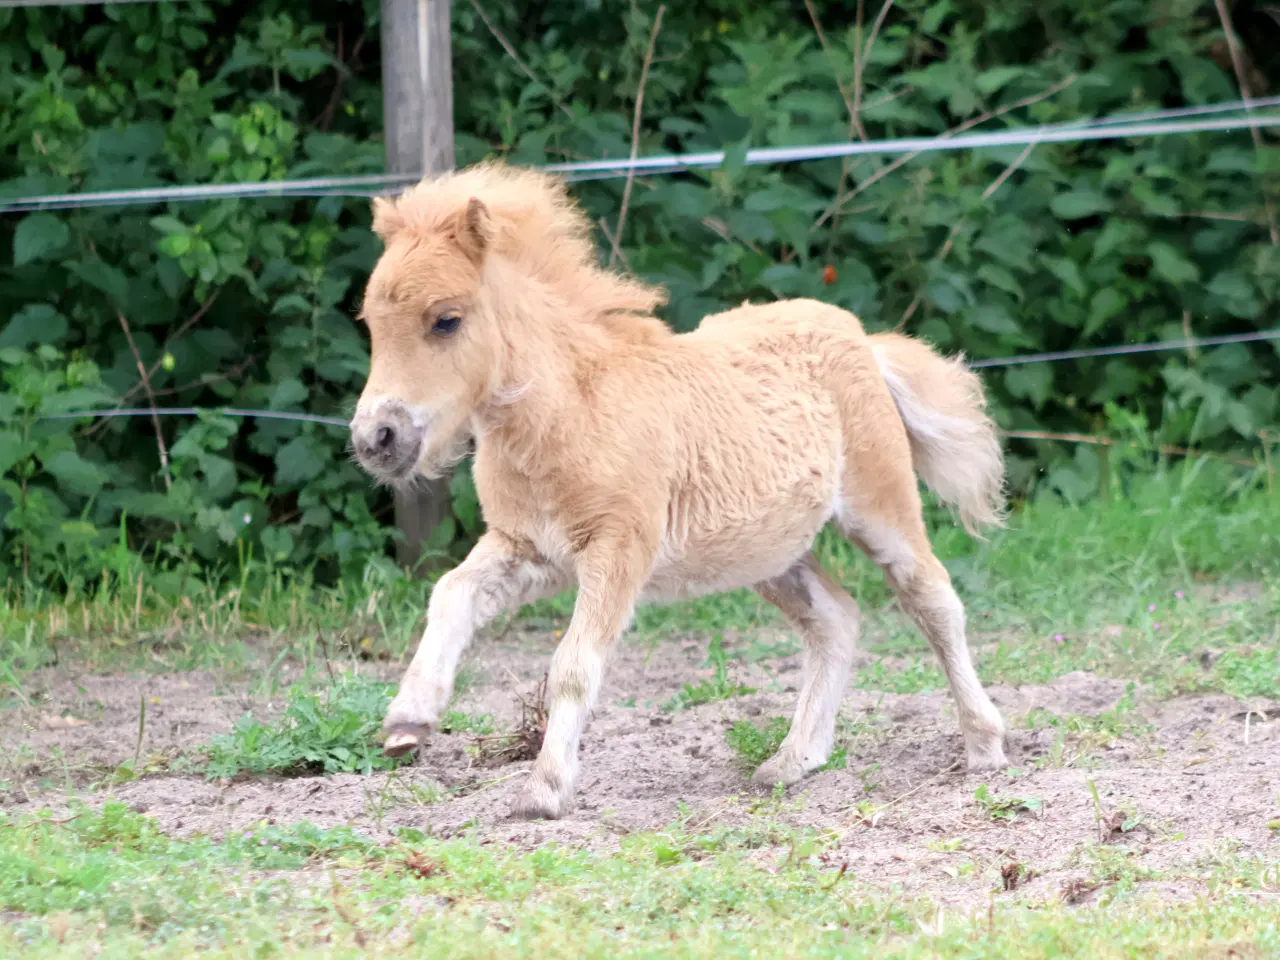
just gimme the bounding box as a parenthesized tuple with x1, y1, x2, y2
(472, 258, 624, 462)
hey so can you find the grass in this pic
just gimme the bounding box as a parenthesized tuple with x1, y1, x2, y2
(204, 672, 410, 778)
(4, 459, 1278, 710)
(662, 634, 755, 711)
(4, 461, 1280, 954)
(1, 804, 1278, 958)
(725, 716, 850, 773)
(973, 783, 1045, 822)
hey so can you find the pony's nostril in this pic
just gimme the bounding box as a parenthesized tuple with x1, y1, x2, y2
(374, 424, 395, 451)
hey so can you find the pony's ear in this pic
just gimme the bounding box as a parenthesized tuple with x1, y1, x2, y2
(370, 196, 406, 243)
(453, 197, 492, 265)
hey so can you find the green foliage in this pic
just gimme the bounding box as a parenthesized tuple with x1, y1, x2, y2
(438, 709, 494, 735)
(974, 783, 1043, 821)
(1, 0, 1279, 594)
(5, 804, 1280, 957)
(725, 716, 791, 768)
(662, 633, 754, 710)
(725, 714, 849, 772)
(205, 671, 411, 778)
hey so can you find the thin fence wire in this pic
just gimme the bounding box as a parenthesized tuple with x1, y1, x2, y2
(35, 407, 351, 427)
(1, 0, 181, 6)
(3, 102, 1280, 212)
(15, 327, 1280, 429)
(1, 56, 1276, 446)
(965, 328, 1280, 368)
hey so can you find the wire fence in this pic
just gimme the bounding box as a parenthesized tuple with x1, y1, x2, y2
(4, 102, 1280, 212)
(1, 0, 181, 6)
(2, 6, 1278, 460)
(17, 327, 1280, 432)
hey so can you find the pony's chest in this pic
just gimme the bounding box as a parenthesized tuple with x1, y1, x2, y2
(472, 452, 577, 565)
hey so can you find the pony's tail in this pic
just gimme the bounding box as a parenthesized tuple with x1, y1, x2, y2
(869, 332, 1007, 537)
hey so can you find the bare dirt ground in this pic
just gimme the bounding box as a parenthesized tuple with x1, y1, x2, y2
(4, 625, 1279, 908)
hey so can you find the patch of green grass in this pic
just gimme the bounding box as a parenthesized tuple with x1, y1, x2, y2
(662, 635, 755, 711)
(725, 716, 791, 768)
(438, 710, 495, 735)
(1211, 648, 1280, 698)
(1024, 683, 1154, 740)
(2, 806, 1280, 958)
(724, 716, 847, 773)
(3, 461, 1279, 704)
(1077, 843, 1161, 892)
(204, 672, 410, 778)
(854, 657, 948, 694)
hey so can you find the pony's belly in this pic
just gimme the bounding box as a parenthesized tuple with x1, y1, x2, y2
(639, 508, 831, 604)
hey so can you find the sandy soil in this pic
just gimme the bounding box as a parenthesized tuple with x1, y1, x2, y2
(3, 625, 1278, 908)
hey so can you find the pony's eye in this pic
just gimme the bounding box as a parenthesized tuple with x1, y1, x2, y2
(432, 314, 462, 336)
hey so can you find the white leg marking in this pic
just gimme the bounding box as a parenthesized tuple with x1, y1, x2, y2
(894, 561, 1007, 772)
(383, 533, 565, 756)
(511, 543, 644, 820)
(753, 558, 861, 787)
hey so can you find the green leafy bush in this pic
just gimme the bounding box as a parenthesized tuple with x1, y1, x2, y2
(1, 0, 1278, 594)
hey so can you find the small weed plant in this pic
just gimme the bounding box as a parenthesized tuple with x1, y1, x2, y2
(974, 783, 1044, 822)
(206, 672, 409, 778)
(663, 634, 755, 711)
(725, 716, 847, 772)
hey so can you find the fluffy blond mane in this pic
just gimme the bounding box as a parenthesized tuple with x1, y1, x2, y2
(374, 161, 670, 340)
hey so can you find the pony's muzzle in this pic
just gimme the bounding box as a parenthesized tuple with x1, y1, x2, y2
(351, 401, 425, 479)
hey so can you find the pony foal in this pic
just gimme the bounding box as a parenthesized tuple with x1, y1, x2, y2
(350, 161, 1009, 821)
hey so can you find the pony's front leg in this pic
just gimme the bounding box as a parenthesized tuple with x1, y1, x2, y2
(383, 531, 566, 756)
(510, 537, 651, 820)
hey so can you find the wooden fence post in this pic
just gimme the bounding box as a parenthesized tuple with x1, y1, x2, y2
(380, 0, 454, 572)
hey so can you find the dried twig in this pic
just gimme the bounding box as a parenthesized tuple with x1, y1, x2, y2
(116, 310, 172, 489)
(468, 0, 575, 121)
(317, 28, 366, 132)
(813, 74, 1077, 231)
(853, 0, 896, 142)
(839, 761, 962, 835)
(597, 216, 633, 273)
(802, 0, 856, 120)
(610, 5, 665, 269)
(1001, 429, 1262, 469)
(102, 292, 221, 411)
(87, 293, 223, 441)
(1182, 310, 1199, 364)
(897, 138, 1038, 328)
(470, 673, 548, 767)
(1212, 0, 1279, 245)
(806, 0, 894, 246)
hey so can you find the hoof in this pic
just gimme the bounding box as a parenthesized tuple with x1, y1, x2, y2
(509, 777, 573, 821)
(752, 751, 808, 789)
(965, 740, 1009, 773)
(383, 724, 430, 758)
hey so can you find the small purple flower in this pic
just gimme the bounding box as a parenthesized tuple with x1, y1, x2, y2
(272, 844, 280, 851)
(260, 839, 268, 846)
(1153, 623, 1161, 631)
(1175, 591, 1184, 600)
(1148, 604, 1156, 612)
(244, 832, 253, 840)
(1053, 633, 1065, 643)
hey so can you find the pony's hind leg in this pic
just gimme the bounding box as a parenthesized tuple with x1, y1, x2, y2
(837, 490, 1008, 772)
(751, 554, 861, 787)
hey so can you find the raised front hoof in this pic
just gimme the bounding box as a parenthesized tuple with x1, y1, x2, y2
(752, 751, 810, 789)
(383, 724, 431, 758)
(509, 778, 574, 821)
